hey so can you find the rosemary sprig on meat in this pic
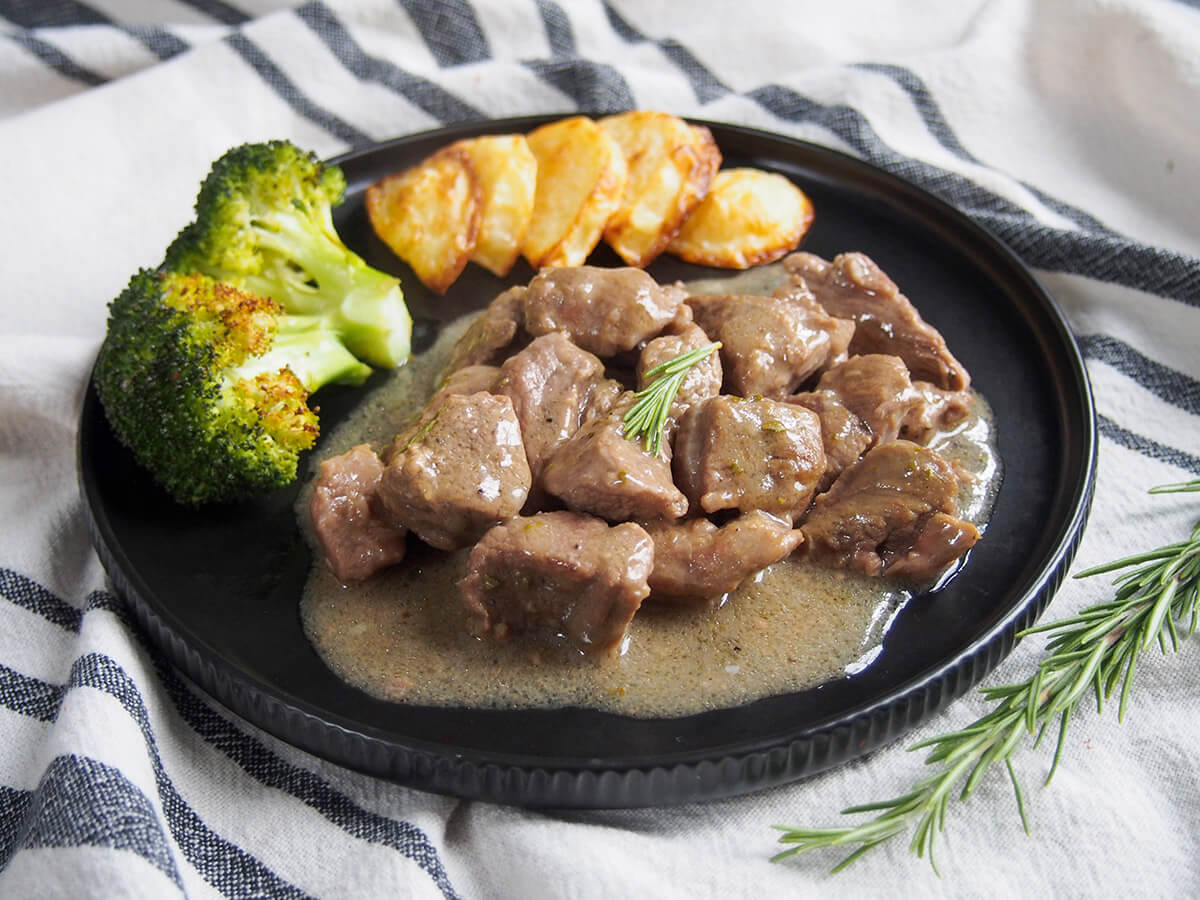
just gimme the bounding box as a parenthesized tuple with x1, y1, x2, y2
(622, 342, 721, 455)
(772, 477, 1200, 872)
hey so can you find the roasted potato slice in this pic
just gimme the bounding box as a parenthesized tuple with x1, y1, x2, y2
(522, 116, 628, 269)
(366, 147, 482, 294)
(667, 168, 814, 269)
(599, 111, 721, 267)
(450, 134, 538, 277)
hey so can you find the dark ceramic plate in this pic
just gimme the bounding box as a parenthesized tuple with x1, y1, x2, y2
(79, 116, 1096, 808)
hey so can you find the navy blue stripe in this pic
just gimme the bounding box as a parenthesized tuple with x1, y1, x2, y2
(0, 569, 82, 633)
(536, 0, 575, 57)
(1080, 334, 1200, 417)
(6, 29, 107, 86)
(745, 82, 1200, 308)
(657, 38, 728, 104)
(1099, 415, 1200, 475)
(0, 785, 33, 868)
(0, 653, 300, 895)
(599, 3, 1090, 230)
(398, 0, 489, 67)
(979, 216, 1200, 309)
(0, 0, 109, 27)
(600, 2, 725, 104)
(120, 24, 191, 62)
(223, 31, 371, 147)
(83, 593, 464, 900)
(745, 82, 1048, 220)
(853, 61, 1110, 234)
(169, 0, 250, 26)
(69, 653, 311, 898)
(0, 662, 64, 722)
(595, 2, 1200, 310)
(521, 58, 634, 113)
(295, 2, 483, 125)
(601, 0, 640, 41)
(851, 63, 977, 161)
(15, 755, 184, 890)
(0, 584, 461, 900)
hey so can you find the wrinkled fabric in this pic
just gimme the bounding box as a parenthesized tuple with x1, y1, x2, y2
(1, 0, 1198, 897)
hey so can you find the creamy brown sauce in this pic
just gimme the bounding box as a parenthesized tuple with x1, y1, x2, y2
(298, 271, 1002, 719)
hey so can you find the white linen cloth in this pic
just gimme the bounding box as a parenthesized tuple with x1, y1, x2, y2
(2, 0, 1198, 896)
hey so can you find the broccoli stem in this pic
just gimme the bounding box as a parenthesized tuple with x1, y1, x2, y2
(231, 314, 372, 390)
(246, 212, 413, 369)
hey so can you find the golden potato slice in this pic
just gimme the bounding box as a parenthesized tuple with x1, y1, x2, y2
(599, 111, 721, 267)
(365, 147, 481, 294)
(450, 134, 537, 277)
(522, 116, 628, 269)
(667, 168, 814, 269)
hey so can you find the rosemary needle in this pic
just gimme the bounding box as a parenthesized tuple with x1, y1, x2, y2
(773, 477, 1200, 872)
(622, 342, 720, 455)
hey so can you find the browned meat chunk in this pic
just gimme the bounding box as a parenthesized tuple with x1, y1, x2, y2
(523, 266, 686, 356)
(784, 252, 970, 391)
(636, 321, 723, 419)
(459, 511, 654, 655)
(673, 395, 826, 522)
(787, 391, 872, 492)
(801, 440, 979, 581)
(581, 377, 624, 425)
(885, 513, 981, 582)
(432, 363, 502, 399)
(686, 292, 849, 398)
(377, 392, 531, 550)
(773, 277, 856, 368)
(494, 332, 610, 484)
(813, 354, 924, 447)
(309, 444, 408, 583)
(390, 364, 501, 457)
(644, 511, 804, 605)
(901, 381, 973, 443)
(442, 285, 527, 375)
(543, 397, 689, 523)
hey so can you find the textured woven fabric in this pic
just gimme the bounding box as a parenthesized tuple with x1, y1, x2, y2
(1, 0, 1198, 896)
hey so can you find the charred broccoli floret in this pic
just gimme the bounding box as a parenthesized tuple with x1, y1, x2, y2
(164, 140, 411, 368)
(95, 269, 372, 506)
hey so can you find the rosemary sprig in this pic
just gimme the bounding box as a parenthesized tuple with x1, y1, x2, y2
(622, 342, 720, 455)
(773, 477, 1200, 872)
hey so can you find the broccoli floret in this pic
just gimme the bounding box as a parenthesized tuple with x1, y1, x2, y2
(164, 140, 411, 369)
(95, 269, 373, 506)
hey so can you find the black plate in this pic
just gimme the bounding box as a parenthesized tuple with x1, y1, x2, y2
(79, 116, 1096, 808)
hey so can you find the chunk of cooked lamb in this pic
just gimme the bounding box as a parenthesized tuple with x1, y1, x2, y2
(542, 396, 689, 523)
(686, 292, 849, 398)
(773, 276, 856, 368)
(787, 391, 872, 493)
(459, 511, 653, 655)
(783, 251, 970, 390)
(389, 364, 501, 458)
(643, 511, 804, 605)
(523, 266, 686, 357)
(493, 332, 611, 483)
(800, 439, 979, 581)
(442, 285, 527, 375)
(812, 354, 925, 447)
(309, 444, 408, 583)
(377, 392, 531, 550)
(901, 381, 973, 443)
(636, 321, 723, 419)
(673, 395, 826, 522)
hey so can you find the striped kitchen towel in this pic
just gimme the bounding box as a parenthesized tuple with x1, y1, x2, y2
(1, 0, 1197, 896)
